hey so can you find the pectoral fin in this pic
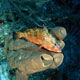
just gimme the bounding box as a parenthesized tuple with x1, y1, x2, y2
(38, 46, 43, 52)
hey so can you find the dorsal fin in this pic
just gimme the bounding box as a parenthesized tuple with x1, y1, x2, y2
(43, 24, 48, 32)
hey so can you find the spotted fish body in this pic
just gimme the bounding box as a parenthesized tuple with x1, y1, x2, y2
(16, 26, 61, 52)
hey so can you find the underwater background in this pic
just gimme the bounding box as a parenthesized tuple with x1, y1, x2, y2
(0, 0, 80, 80)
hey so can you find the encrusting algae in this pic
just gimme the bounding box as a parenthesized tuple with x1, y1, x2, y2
(16, 25, 61, 53)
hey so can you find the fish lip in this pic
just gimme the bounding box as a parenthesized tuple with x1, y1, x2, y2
(51, 49, 62, 53)
(55, 50, 62, 53)
(55, 51, 62, 53)
(48, 47, 62, 53)
(43, 47, 62, 53)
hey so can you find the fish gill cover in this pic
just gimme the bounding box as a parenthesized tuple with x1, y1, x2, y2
(0, 0, 80, 80)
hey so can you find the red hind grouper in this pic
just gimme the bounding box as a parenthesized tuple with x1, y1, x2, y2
(16, 25, 61, 53)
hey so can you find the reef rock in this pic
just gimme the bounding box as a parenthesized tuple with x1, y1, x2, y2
(4, 27, 67, 80)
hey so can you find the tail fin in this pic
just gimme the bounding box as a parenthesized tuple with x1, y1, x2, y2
(13, 32, 21, 40)
(13, 32, 17, 40)
(16, 32, 22, 38)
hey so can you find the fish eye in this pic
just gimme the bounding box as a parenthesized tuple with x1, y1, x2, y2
(54, 43, 57, 46)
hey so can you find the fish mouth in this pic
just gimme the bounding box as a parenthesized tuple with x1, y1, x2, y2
(53, 49, 62, 53)
(53, 46, 62, 53)
(42, 45, 62, 53)
(47, 46, 62, 53)
(48, 48, 62, 53)
(53, 43, 62, 53)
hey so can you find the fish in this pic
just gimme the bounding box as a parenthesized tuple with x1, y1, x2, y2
(16, 25, 61, 53)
